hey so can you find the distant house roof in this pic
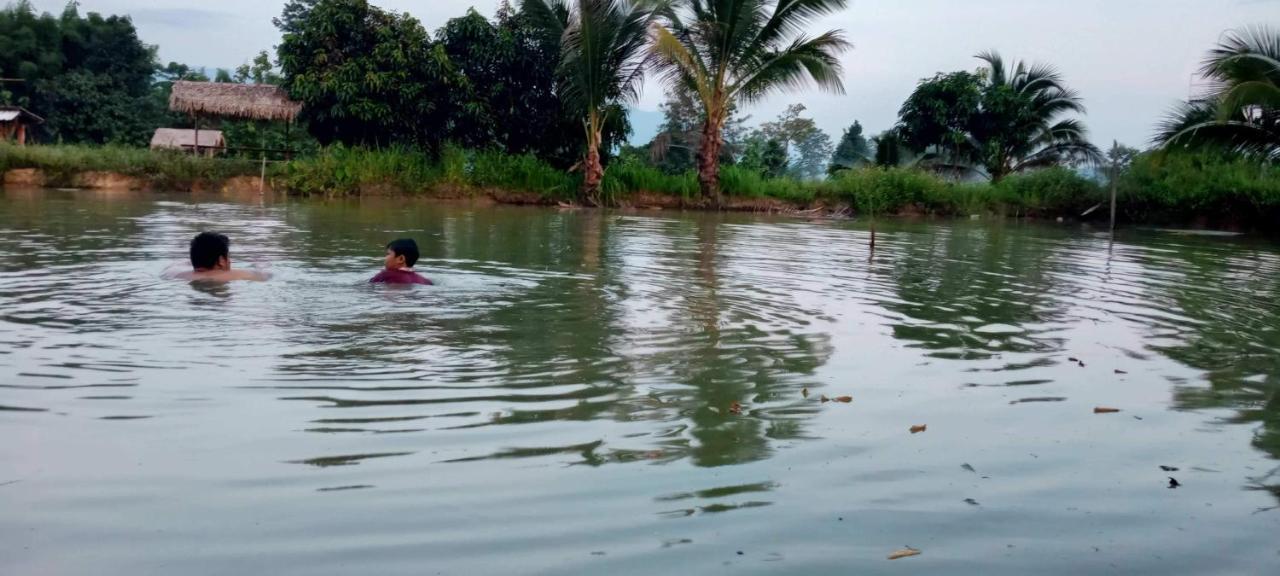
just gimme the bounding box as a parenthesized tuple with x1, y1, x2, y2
(150, 128, 226, 150)
(0, 106, 44, 124)
(169, 81, 302, 122)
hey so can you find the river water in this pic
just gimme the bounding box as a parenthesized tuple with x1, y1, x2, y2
(2, 190, 1278, 574)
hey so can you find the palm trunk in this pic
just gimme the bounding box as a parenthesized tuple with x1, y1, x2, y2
(581, 116, 604, 206)
(696, 109, 725, 208)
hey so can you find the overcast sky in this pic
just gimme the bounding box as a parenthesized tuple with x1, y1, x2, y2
(26, 0, 1278, 147)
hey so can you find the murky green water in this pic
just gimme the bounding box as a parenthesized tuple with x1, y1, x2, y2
(2, 189, 1279, 574)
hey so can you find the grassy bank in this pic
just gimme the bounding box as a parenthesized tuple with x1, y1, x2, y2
(0, 143, 261, 190)
(4, 143, 1278, 226)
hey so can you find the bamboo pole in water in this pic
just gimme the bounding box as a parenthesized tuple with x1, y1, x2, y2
(1109, 140, 1118, 233)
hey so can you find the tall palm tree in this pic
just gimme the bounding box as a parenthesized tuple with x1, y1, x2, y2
(1158, 26, 1280, 161)
(523, 0, 660, 205)
(969, 51, 1101, 181)
(651, 0, 851, 204)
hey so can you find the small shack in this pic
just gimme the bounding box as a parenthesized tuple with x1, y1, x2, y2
(0, 106, 44, 146)
(150, 128, 226, 156)
(168, 81, 302, 155)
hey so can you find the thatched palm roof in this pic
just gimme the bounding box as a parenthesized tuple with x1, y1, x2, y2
(169, 81, 302, 122)
(150, 128, 225, 150)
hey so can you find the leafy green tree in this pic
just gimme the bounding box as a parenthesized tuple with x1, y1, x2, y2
(652, 0, 851, 202)
(1158, 26, 1279, 161)
(896, 53, 1100, 181)
(647, 87, 747, 173)
(276, 0, 467, 148)
(0, 1, 164, 144)
(761, 138, 789, 178)
(969, 52, 1100, 181)
(896, 71, 983, 174)
(522, 0, 656, 204)
(871, 130, 906, 167)
(436, 5, 629, 168)
(828, 120, 870, 174)
(758, 104, 833, 180)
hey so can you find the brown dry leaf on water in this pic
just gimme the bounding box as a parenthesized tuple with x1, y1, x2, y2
(802, 387, 809, 398)
(1093, 407, 1121, 414)
(888, 547, 922, 560)
(832, 396, 852, 403)
(820, 395, 830, 403)
(728, 401, 743, 415)
(910, 424, 928, 434)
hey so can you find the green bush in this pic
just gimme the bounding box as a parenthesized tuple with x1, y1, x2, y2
(994, 167, 1104, 215)
(1119, 151, 1280, 223)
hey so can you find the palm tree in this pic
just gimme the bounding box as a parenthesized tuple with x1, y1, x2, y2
(1158, 26, 1280, 161)
(968, 51, 1101, 181)
(523, 0, 660, 205)
(651, 0, 851, 204)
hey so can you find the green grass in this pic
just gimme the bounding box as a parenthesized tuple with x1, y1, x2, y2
(6, 143, 1277, 226)
(0, 142, 259, 189)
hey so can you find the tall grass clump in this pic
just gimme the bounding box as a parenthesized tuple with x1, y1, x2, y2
(993, 167, 1103, 215)
(821, 167, 949, 214)
(279, 145, 441, 196)
(470, 150, 578, 198)
(1119, 151, 1280, 223)
(601, 156, 698, 201)
(720, 165, 817, 202)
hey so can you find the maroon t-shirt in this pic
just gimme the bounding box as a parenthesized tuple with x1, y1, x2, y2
(369, 269, 433, 285)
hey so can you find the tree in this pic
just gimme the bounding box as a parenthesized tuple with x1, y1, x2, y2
(523, 0, 655, 204)
(871, 130, 906, 167)
(276, 0, 466, 149)
(896, 71, 983, 174)
(761, 138, 789, 178)
(438, 6, 629, 168)
(895, 53, 1100, 181)
(1157, 26, 1279, 161)
(0, 1, 164, 144)
(829, 120, 870, 173)
(969, 51, 1100, 181)
(757, 103, 833, 180)
(652, 0, 851, 203)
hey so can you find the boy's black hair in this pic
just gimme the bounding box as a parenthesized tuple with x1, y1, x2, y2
(387, 238, 420, 267)
(190, 232, 230, 270)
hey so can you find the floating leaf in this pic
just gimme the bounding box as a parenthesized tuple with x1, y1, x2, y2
(910, 424, 928, 434)
(728, 401, 743, 415)
(963, 498, 980, 506)
(888, 547, 921, 560)
(1114, 369, 1128, 375)
(961, 463, 977, 473)
(820, 395, 830, 403)
(801, 387, 809, 398)
(1160, 465, 1179, 472)
(832, 396, 852, 403)
(1168, 477, 1182, 489)
(1078, 361, 1086, 367)
(1068, 357, 1080, 362)
(1093, 407, 1121, 414)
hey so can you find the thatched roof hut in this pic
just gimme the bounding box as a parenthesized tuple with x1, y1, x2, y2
(168, 81, 301, 122)
(150, 128, 225, 154)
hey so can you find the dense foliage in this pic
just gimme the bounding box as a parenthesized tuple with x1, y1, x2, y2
(652, 0, 851, 201)
(896, 53, 1101, 180)
(0, 1, 163, 145)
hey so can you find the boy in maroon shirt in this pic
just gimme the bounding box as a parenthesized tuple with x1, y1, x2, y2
(370, 238, 433, 285)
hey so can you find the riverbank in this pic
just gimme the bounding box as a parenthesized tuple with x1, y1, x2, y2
(3, 143, 1278, 227)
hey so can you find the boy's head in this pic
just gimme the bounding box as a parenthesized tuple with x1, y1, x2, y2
(190, 232, 230, 271)
(384, 238, 420, 270)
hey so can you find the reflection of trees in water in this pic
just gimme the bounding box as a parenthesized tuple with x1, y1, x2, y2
(1146, 242, 1280, 466)
(269, 209, 830, 468)
(875, 223, 1072, 360)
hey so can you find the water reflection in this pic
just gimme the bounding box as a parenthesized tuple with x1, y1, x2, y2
(3, 191, 1280, 574)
